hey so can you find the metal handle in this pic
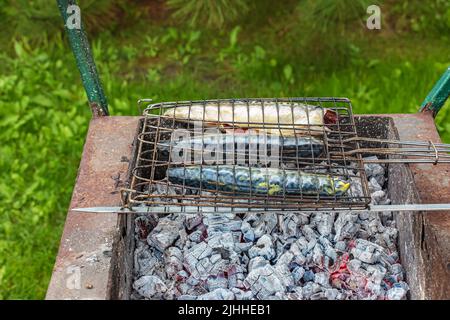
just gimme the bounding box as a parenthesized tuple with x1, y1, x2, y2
(420, 66, 450, 117)
(56, 0, 109, 117)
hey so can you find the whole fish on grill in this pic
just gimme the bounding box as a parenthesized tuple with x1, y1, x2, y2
(167, 165, 350, 197)
(162, 101, 337, 137)
(157, 133, 324, 160)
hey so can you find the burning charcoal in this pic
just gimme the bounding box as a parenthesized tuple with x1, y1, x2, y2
(263, 213, 278, 234)
(319, 236, 337, 263)
(241, 221, 255, 242)
(268, 292, 288, 300)
(380, 212, 393, 225)
(174, 228, 188, 249)
(369, 177, 382, 192)
(243, 212, 260, 225)
(235, 242, 253, 253)
(379, 252, 397, 266)
(364, 157, 386, 186)
(274, 252, 295, 285)
(147, 216, 183, 252)
(347, 259, 362, 274)
(314, 272, 330, 287)
(371, 190, 387, 205)
(368, 214, 385, 234)
(248, 256, 269, 272)
(209, 253, 222, 265)
(164, 284, 182, 300)
(310, 291, 326, 300)
(300, 282, 321, 299)
(239, 253, 250, 266)
(358, 211, 370, 220)
(286, 287, 303, 300)
(184, 214, 203, 231)
(253, 221, 266, 240)
(177, 295, 197, 300)
(289, 239, 308, 264)
(206, 274, 228, 291)
(197, 288, 235, 300)
(203, 213, 241, 235)
(335, 240, 347, 252)
(208, 232, 237, 261)
(311, 212, 335, 238)
(248, 235, 276, 260)
(334, 212, 360, 242)
(312, 244, 325, 267)
(292, 266, 305, 284)
(302, 225, 318, 242)
(349, 176, 364, 197)
(303, 270, 315, 282)
(164, 247, 183, 278)
(135, 215, 157, 241)
(135, 246, 160, 276)
(132, 149, 409, 300)
(386, 284, 408, 300)
(276, 250, 294, 266)
(383, 227, 398, 250)
(187, 285, 208, 296)
(273, 237, 286, 258)
(274, 263, 295, 288)
(324, 288, 340, 300)
(244, 265, 286, 299)
(351, 239, 383, 264)
(227, 265, 246, 288)
(188, 230, 204, 243)
(133, 275, 167, 299)
(175, 270, 189, 282)
(187, 241, 213, 261)
(279, 214, 301, 238)
(209, 259, 229, 276)
(231, 288, 254, 300)
(389, 263, 404, 281)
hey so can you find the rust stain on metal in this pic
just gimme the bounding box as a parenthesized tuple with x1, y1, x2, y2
(90, 102, 108, 118)
(46, 116, 140, 300)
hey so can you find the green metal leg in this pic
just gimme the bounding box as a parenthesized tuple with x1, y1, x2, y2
(420, 67, 450, 117)
(57, 0, 109, 117)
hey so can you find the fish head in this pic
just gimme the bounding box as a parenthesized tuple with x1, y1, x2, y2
(332, 178, 350, 195)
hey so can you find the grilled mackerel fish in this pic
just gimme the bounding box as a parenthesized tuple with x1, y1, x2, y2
(158, 134, 324, 159)
(162, 101, 336, 137)
(167, 165, 350, 197)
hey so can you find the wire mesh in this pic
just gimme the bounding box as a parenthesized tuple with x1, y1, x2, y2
(126, 98, 372, 212)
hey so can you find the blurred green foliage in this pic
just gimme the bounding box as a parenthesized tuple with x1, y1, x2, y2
(167, 0, 249, 28)
(0, 0, 449, 299)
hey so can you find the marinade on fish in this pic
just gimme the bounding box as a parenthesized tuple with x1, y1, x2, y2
(167, 165, 350, 197)
(162, 101, 336, 137)
(157, 134, 324, 160)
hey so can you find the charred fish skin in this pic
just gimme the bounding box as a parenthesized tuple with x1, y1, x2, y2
(167, 166, 350, 197)
(157, 134, 324, 159)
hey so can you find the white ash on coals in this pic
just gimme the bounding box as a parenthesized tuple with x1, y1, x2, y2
(131, 156, 409, 300)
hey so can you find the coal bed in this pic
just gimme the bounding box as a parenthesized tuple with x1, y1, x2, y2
(118, 117, 420, 300)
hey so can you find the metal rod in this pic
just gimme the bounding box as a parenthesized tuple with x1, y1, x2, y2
(369, 204, 450, 212)
(72, 203, 450, 214)
(56, 0, 109, 117)
(419, 66, 450, 117)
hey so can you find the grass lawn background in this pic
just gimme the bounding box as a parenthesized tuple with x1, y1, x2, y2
(0, 0, 449, 299)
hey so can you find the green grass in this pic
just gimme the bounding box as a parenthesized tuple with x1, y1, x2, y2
(0, 2, 449, 299)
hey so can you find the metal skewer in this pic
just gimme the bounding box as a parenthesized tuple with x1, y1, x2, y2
(72, 203, 450, 214)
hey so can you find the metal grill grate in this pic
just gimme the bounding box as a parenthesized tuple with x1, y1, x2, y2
(126, 98, 372, 212)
